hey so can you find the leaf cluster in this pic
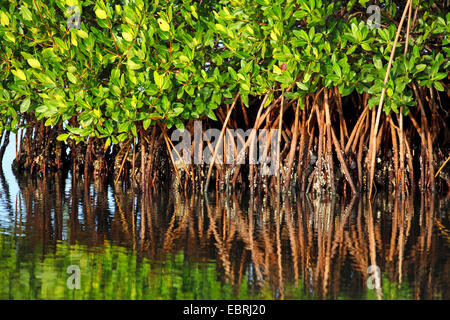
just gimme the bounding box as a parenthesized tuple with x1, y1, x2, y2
(0, 0, 447, 141)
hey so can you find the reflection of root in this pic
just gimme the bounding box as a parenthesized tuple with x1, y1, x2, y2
(434, 218, 450, 247)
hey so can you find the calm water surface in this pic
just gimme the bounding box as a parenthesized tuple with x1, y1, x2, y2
(0, 142, 449, 300)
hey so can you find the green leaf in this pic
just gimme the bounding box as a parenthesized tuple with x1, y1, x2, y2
(95, 8, 107, 20)
(20, 97, 31, 113)
(122, 32, 133, 42)
(433, 73, 447, 81)
(361, 42, 372, 51)
(77, 29, 89, 39)
(44, 117, 54, 126)
(54, 38, 68, 51)
(143, 118, 151, 130)
(387, 87, 393, 97)
(433, 81, 444, 91)
(296, 82, 309, 91)
(332, 63, 341, 77)
(104, 137, 111, 148)
(207, 109, 217, 121)
(12, 69, 27, 81)
(157, 18, 170, 32)
(127, 60, 142, 70)
(227, 67, 237, 80)
(67, 72, 77, 84)
(414, 64, 426, 73)
(154, 71, 162, 88)
(374, 57, 382, 70)
(368, 96, 380, 109)
(21, 6, 33, 21)
(131, 124, 137, 136)
(215, 24, 227, 34)
(237, 73, 246, 81)
(5, 32, 15, 43)
(0, 11, 9, 26)
(273, 65, 282, 75)
(241, 82, 250, 91)
(27, 58, 42, 69)
(241, 93, 249, 107)
(57, 133, 70, 142)
(293, 10, 308, 20)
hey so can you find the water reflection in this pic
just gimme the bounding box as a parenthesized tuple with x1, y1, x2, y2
(0, 173, 449, 300)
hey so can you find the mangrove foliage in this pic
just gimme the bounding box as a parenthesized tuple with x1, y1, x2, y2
(0, 0, 449, 194)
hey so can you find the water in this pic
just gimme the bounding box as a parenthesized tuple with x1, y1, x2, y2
(0, 140, 449, 300)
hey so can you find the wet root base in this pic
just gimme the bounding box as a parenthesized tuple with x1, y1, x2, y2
(6, 86, 450, 196)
